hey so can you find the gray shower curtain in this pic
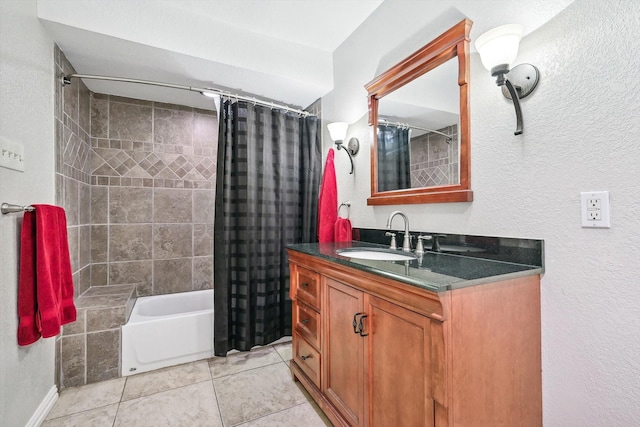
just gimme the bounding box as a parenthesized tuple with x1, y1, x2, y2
(377, 125, 411, 191)
(213, 99, 321, 356)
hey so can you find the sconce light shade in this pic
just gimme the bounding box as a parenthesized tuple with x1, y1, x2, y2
(327, 122, 348, 142)
(475, 24, 523, 73)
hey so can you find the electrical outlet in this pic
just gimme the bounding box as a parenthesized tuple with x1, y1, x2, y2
(587, 198, 601, 220)
(581, 191, 610, 228)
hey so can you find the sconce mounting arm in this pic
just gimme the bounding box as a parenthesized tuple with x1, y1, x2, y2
(335, 141, 355, 175)
(503, 79, 523, 135)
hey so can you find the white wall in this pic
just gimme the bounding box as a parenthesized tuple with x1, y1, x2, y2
(0, 0, 57, 425)
(326, 0, 640, 425)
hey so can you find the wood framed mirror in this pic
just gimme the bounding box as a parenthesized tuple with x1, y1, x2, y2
(365, 18, 473, 205)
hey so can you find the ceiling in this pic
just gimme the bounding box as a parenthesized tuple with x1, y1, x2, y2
(37, 0, 573, 111)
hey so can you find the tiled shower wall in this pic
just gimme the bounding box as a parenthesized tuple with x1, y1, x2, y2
(54, 46, 93, 388)
(54, 46, 217, 388)
(89, 95, 217, 296)
(410, 124, 458, 187)
(55, 46, 92, 297)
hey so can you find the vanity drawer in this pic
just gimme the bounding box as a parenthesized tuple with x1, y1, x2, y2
(293, 333, 321, 388)
(294, 266, 321, 310)
(294, 301, 320, 349)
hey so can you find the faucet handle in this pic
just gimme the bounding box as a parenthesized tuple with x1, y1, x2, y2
(385, 232, 397, 250)
(431, 234, 447, 252)
(415, 235, 433, 256)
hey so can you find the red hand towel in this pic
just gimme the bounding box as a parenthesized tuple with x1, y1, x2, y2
(18, 205, 76, 345)
(318, 149, 337, 243)
(334, 217, 352, 243)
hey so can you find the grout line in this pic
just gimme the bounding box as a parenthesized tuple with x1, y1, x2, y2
(112, 377, 127, 427)
(209, 358, 288, 381)
(119, 377, 211, 403)
(45, 402, 119, 422)
(209, 368, 225, 427)
(233, 401, 312, 427)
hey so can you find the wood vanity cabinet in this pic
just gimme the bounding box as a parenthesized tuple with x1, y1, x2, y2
(288, 249, 542, 427)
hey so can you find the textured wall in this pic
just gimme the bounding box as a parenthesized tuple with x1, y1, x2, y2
(0, 1, 56, 425)
(328, 1, 640, 425)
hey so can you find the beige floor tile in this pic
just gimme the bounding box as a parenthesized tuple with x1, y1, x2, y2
(41, 403, 118, 427)
(236, 402, 331, 427)
(122, 360, 211, 401)
(272, 342, 292, 363)
(213, 362, 307, 426)
(209, 346, 283, 378)
(46, 378, 125, 419)
(114, 381, 222, 427)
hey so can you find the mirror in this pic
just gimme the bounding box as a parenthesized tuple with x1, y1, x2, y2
(365, 18, 473, 205)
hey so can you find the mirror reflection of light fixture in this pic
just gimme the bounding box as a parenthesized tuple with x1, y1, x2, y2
(475, 24, 540, 135)
(327, 122, 359, 174)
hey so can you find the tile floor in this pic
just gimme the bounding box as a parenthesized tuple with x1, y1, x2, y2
(43, 341, 332, 427)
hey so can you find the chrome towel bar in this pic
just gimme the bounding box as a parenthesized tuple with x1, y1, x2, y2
(1, 202, 35, 215)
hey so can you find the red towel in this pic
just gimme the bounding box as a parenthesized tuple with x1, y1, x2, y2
(18, 204, 76, 346)
(334, 217, 352, 243)
(318, 149, 338, 243)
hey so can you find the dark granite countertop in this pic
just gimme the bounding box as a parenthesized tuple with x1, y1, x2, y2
(287, 241, 543, 293)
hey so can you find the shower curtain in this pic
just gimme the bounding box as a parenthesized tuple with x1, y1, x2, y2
(213, 99, 321, 356)
(377, 125, 411, 191)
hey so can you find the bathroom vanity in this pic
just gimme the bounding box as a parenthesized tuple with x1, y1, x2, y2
(287, 241, 543, 427)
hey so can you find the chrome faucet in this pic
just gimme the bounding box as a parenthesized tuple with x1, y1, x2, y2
(386, 211, 411, 252)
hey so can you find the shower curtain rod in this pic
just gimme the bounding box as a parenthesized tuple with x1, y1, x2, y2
(61, 73, 314, 117)
(378, 118, 452, 142)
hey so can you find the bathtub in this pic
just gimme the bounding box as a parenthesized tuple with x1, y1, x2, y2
(121, 289, 214, 376)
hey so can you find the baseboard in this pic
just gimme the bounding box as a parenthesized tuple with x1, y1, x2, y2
(25, 385, 58, 427)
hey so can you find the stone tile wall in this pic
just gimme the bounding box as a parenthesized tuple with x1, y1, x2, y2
(54, 46, 217, 388)
(54, 45, 93, 388)
(410, 124, 459, 187)
(88, 94, 217, 297)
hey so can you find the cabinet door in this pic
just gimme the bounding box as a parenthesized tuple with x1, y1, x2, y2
(324, 278, 366, 427)
(365, 294, 434, 427)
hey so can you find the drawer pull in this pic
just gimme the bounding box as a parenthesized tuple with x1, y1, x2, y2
(301, 318, 310, 324)
(301, 354, 312, 361)
(353, 312, 365, 334)
(301, 282, 309, 288)
(358, 314, 369, 337)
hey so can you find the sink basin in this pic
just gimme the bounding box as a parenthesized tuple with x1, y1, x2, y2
(336, 248, 417, 261)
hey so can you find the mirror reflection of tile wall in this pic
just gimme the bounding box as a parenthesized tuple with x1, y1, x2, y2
(409, 124, 458, 187)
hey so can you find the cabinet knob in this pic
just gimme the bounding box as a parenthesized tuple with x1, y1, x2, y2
(301, 318, 310, 324)
(301, 282, 309, 288)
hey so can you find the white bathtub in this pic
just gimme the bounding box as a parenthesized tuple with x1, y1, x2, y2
(121, 289, 214, 376)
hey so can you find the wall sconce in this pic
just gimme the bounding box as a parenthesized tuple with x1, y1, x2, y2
(475, 24, 540, 135)
(327, 122, 359, 174)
